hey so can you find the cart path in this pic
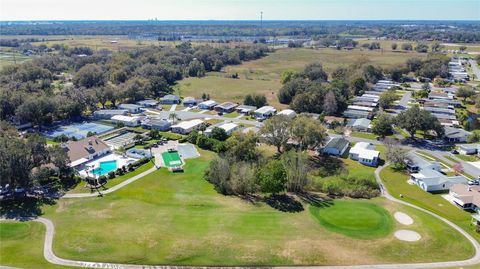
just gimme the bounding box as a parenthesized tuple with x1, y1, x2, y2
(1, 162, 479, 268)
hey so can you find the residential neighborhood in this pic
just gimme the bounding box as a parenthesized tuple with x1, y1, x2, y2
(1, 2, 480, 268)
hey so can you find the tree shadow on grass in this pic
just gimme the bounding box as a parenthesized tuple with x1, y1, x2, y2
(0, 196, 56, 219)
(297, 192, 334, 208)
(264, 194, 304, 213)
(309, 155, 345, 177)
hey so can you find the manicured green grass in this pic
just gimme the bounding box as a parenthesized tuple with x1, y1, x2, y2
(380, 165, 480, 242)
(309, 200, 393, 239)
(350, 132, 378, 140)
(0, 221, 67, 269)
(223, 111, 241, 118)
(0, 148, 475, 267)
(67, 162, 154, 194)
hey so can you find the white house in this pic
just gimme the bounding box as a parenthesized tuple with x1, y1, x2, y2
(349, 142, 380, 166)
(444, 127, 472, 143)
(136, 99, 159, 108)
(410, 169, 469, 192)
(198, 100, 218, 110)
(118, 103, 143, 113)
(321, 137, 349, 156)
(254, 106, 277, 119)
(277, 109, 297, 119)
(458, 144, 480, 155)
(111, 115, 141, 127)
(405, 152, 442, 173)
(205, 122, 239, 136)
(93, 109, 128, 120)
(171, 119, 205, 134)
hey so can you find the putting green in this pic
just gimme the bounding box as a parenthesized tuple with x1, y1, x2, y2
(309, 200, 394, 239)
(161, 151, 183, 167)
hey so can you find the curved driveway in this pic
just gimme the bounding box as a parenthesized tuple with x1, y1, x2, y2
(2, 164, 480, 268)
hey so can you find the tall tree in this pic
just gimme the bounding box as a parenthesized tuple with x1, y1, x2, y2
(322, 90, 338, 115)
(257, 159, 287, 196)
(290, 116, 327, 150)
(73, 64, 106, 88)
(281, 150, 309, 193)
(260, 115, 292, 153)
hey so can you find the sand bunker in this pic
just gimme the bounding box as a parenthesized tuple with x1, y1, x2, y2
(394, 230, 421, 242)
(394, 212, 414, 225)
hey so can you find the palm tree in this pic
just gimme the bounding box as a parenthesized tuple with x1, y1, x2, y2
(169, 112, 179, 124)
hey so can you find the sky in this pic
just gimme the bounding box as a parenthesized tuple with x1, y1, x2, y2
(0, 0, 479, 21)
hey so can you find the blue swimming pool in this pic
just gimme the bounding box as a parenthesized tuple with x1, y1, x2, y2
(91, 160, 118, 176)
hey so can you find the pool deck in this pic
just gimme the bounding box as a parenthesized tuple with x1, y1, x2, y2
(77, 153, 137, 178)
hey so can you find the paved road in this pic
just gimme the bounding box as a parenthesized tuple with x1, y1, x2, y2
(398, 91, 412, 109)
(2, 164, 480, 269)
(63, 166, 158, 198)
(469, 59, 480, 80)
(422, 149, 480, 178)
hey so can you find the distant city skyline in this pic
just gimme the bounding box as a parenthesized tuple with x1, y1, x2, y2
(0, 0, 479, 21)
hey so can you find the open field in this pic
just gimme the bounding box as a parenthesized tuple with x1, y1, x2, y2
(0, 147, 475, 267)
(176, 47, 427, 108)
(380, 165, 480, 242)
(356, 39, 480, 53)
(175, 74, 284, 108)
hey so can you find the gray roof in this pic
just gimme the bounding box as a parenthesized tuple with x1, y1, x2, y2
(237, 105, 257, 110)
(149, 119, 171, 127)
(324, 137, 349, 151)
(161, 94, 180, 100)
(445, 127, 471, 138)
(405, 152, 435, 170)
(136, 99, 158, 105)
(119, 103, 142, 109)
(94, 109, 128, 115)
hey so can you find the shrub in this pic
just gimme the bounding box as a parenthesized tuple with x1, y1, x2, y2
(108, 171, 116, 179)
(115, 168, 124, 176)
(98, 175, 107, 183)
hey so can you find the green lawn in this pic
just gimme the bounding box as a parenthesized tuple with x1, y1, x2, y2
(223, 111, 241, 118)
(350, 132, 378, 140)
(0, 148, 476, 267)
(456, 154, 480, 162)
(309, 200, 393, 239)
(380, 165, 480, 242)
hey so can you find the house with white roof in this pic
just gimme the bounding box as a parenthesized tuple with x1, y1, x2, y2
(93, 109, 128, 120)
(254, 106, 277, 119)
(458, 144, 480, 155)
(349, 142, 380, 166)
(111, 115, 141, 127)
(205, 122, 239, 136)
(136, 99, 159, 108)
(118, 103, 143, 113)
(198, 100, 218, 110)
(171, 119, 205, 134)
(410, 169, 469, 192)
(404, 152, 442, 173)
(277, 109, 297, 119)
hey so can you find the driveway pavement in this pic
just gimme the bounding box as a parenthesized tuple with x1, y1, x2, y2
(398, 91, 411, 109)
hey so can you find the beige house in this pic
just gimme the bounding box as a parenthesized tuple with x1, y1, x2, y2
(65, 136, 111, 168)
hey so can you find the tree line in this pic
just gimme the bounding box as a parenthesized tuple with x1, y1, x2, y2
(0, 43, 270, 128)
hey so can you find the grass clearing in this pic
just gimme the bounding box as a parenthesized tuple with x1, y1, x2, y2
(456, 154, 480, 162)
(350, 132, 378, 140)
(223, 111, 241, 118)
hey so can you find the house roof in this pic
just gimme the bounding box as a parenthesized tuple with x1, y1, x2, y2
(444, 127, 472, 138)
(352, 118, 371, 128)
(215, 102, 238, 110)
(347, 105, 374, 112)
(255, 106, 276, 114)
(405, 152, 440, 171)
(136, 99, 158, 106)
(118, 103, 142, 109)
(277, 109, 296, 117)
(324, 137, 349, 151)
(94, 109, 128, 115)
(350, 142, 379, 160)
(171, 119, 204, 130)
(65, 136, 110, 163)
(451, 184, 480, 206)
(412, 169, 469, 186)
(161, 94, 180, 100)
(148, 119, 171, 127)
(237, 105, 257, 111)
(459, 144, 480, 150)
(199, 100, 218, 106)
(111, 115, 141, 123)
